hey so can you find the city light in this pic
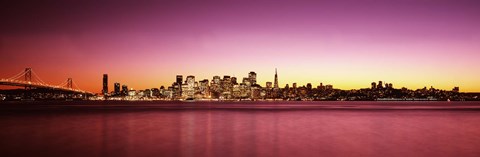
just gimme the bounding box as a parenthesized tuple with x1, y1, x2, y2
(97, 69, 473, 101)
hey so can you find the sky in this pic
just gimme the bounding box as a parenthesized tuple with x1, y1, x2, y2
(1, 0, 480, 93)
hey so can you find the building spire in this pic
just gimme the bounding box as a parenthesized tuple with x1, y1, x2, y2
(274, 68, 279, 89)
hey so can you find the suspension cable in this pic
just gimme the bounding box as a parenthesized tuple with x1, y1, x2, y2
(57, 79, 68, 87)
(72, 80, 83, 90)
(7, 70, 27, 80)
(31, 69, 47, 84)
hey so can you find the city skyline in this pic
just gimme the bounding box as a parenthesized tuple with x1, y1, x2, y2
(1, 0, 480, 92)
(91, 68, 467, 101)
(0, 67, 475, 93)
(0, 67, 471, 101)
(101, 68, 461, 94)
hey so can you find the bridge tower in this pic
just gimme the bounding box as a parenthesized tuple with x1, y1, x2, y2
(67, 78, 73, 89)
(24, 68, 33, 100)
(24, 68, 32, 90)
(66, 78, 74, 100)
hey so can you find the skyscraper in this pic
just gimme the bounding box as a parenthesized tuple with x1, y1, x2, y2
(121, 85, 128, 96)
(274, 68, 279, 89)
(242, 77, 250, 86)
(248, 71, 257, 85)
(182, 75, 196, 98)
(213, 76, 221, 84)
(307, 83, 312, 90)
(114, 82, 120, 95)
(377, 81, 383, 89)
(102, 74, 108, 95)
(174, 75, 183, 98)
(176, 75, 183, 85)
(186, 75, 195, 89)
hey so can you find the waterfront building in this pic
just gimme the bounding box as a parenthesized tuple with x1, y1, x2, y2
(386, 83, 393, 89)
(243, 77, 251, 87)
(181, 75, 195, 99)
(102, 74, 108, 95)
(274, 68, 279, 89)
(128, 89, 136, 97)
(232, 84, 241, 98)
(248, 71, 257, 85)
(377, 81, 384, 89)
(114, 82, 120, 96)
(213, 76, 221, 84)
(121, 85, 128, 96)
(186, 75, 195, 89)
(318, 83, 325, 90)
(211, 76, 222, 98)
(151, 88, 160, 97)
(266, 82, 272, 89)
(326, 85, 333, 90)
(144, 89, 152, 97)
(199, 79, 210, 98)
(251, 86, 262, 99)
(231, 77, 237, 85)
(222, 76, 233, 99)
(176, 75, 183, 84)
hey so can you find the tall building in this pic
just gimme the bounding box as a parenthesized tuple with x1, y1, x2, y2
(274, 68, 279, 89)
(377, 81, 383, 89)
(222, 76, 233, 98)
(174, 75, 183, 98)
(386, 83, 393, 89)
(318, 83, 324, 90)
(231, 77, 237, 85)
(181, 75, 196, 98)
(371, 82, 377, 90)
(114, 83, 120, 95)
(199, 79, 210, 97)
(121, 85, 128, 96)
(266, 82, 273, 89)
(242, 77, 250, 86)
(211, 76, 222, 98)
(176, 75, 183, 85)
(248, 71, 257, 85)
(186, 75, 195, 89)
(222, 75, 232, 92)
(326, 84, 333, 90)
(307, 83, 312, 90)
(102, 74, 108, 95)
(213, 76, 221, 84)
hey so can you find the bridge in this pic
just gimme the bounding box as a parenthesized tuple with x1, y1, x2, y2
(0, 68, 95, 96)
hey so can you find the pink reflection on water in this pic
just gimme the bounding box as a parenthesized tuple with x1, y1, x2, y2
(1, 103, 480, 157)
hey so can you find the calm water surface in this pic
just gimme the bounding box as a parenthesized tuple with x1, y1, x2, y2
(1, 101, 480, 157)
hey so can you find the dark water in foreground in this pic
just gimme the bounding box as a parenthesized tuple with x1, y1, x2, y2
(1, 101, 480, 157)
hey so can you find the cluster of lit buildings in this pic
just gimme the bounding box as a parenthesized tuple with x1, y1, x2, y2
(101, 70, 283, 100)
(98, 69, 475, 101)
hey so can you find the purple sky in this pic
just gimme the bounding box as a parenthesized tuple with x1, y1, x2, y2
(1, 0, 480, 92)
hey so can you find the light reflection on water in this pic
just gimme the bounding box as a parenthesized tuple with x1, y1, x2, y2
(0, 102, 480, 157)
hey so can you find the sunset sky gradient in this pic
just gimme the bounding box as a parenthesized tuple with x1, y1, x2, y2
(1, 0, 480, 92)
